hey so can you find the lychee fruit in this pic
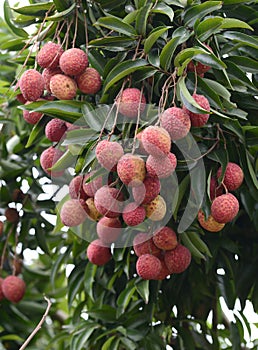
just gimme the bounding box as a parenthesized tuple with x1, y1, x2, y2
(197, 210, 225, 232)
(136, 254, 162, 280)
(133, 233, 162, 257)
(87, 239, 111, 266)
(14, 82, 27, 104)
(164, 244, 191, 274)
(209, 176, 224, 201)
(144, 195, 166, 221)
(211, 193, 239, 223)
(96, 140, 124, 171)
(146, 152, 177, 179)
(42, 66, 63, 92)
(76, 67, 101, 94)
(59, 48, 88, 76)
(183, 93, 210, 127)
(36, 42, 64, 68)
(153, 226, 178, 250)
(69, 175, 88, 200)
(132, 174, 161, 205)
(160, 107, 191, 140)
(97, 216, 122, 244)
(85, 197, 102, 221)
(94, 186, 124, 218)
(60, 199, 88, 227)
(50, 74, 77, 100)
(122, 202, 146, 226)
(83, 171, 103, 197)
(40, 146, 64, 177)
(5, 208, 19, 223)
(117, 88, 146, 118)
(0, 278, 5, 301)
(12, 189, 26, 202)
(19, 69, 45, 101)
(117, 154, 146, 187)
(217, 162, 244, 191)
(2, 276, 26, 303)
(45, 118, 67, 142)
(0, 221, 4, 235)
(187, 44, 212, 75)
(141, 126, 171, 157)
(153, 258, 171, 280)
(23, 102, 43, 124)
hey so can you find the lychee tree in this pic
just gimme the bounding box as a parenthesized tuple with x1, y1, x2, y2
(0, 0, 258, 349)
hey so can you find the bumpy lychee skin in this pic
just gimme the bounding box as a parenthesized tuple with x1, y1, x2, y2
(2, 276, 26, 303)
(153, 226, 178, 250)
(117, 154, 146, 187)
(69, 175, 88, 200)
(97, 216, 122, 244)
(37, 42, 64, 68)
(209, 176, 224, 201)
(45, 118, 67, 142)
(144, 195, 166, 222)
(19, 69, 44, 101)
(198, 210, 225, 232)
(85, 198, 102, 221)
(0, 278, 5, 301)
(183, 93, 210, 127)
(40, 146, 64, 177)
(160, 107, 191, 140)
(217, 162, 244, 191)
(133, 233, 162, 257)
(0, 221, 3, 236)
(23, 102, 43, 125)
(164, 244, 191, 274)
(117, 88, 146, 118)
(59, 48, 88, 76)
(60, 199, 87, 227)
(94, 186, 124, 218)
(132, 174, 161, 205)
(50, 74, 77, 100)
(96, 140, 124, 171)
(5, 208, 19, 223)
(42, 66, 63, 92)
(83, 171, 103, 198)
(87, 239, 111, 266)
(141, 126, 171, 157)
(146, 152, 177, 179)
(136, 254, 162, 280)
(122, 202, 146, 226)
(76, 67, 101, 94)
(154, 258, 171, 280)
(211, 193, 239, 223)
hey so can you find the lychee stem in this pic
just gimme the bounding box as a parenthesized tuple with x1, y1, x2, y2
(12, 229, 19, 276)
(72, 5, 79, 48)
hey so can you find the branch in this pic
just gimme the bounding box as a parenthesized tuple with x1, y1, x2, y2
(19, 296, 52, 350)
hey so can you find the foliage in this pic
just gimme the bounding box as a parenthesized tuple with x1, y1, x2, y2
(0, 0, 258, 349)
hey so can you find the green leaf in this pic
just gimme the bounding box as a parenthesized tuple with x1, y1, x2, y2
(50, 246, 72, 287)
(25, 115, 50, 148)
(117, 283, 136, 318)
(135, 3, 152, 36)
(89, 36, 137, 50)
(196, 17, 223, 41)
(50, 149, 75, 171)
(184, 1, 223, 27)
(223, 31, 258, 49)
(94, 17, 137, 36)
(4, 0, 28, 38)
(62, 128, 98, 146)
(202, 78, 231, 101)
(144, 26, 170, 54)
(220, 18, 253, 31)
(102, 336, 117, 350)
(84, 262, 97, 301)
(53, 0, 69, 11)
(46, 2, 76, 21)
(68, 262, 86, 307)
(11, 2, 54, 16)
(225, 56, 258, 74)
(152, 3, 174, 22)
(135, 279, 149, 304)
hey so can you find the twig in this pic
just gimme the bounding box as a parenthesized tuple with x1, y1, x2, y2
(19, 296, 52, 350)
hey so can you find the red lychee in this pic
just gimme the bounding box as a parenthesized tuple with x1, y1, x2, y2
(83, 171, 103, 198)
(132, 174, 161, 205)
(42, 66, 63, 92)
(60, 199, 88, 227)
(76, 67, 101, 94)
(217, 162, 244, 191)
(40, 146, 64, 177)
(141, 126, 171, 157)
(97, 216, 122, 244)
(2, 276, 26, 303)
(94, 186, 124, 218)
(183, 93, 210, 127)
(14, 81, 27, 104)
(136, 254, 162, 280)
(117, 88, 146, 118)
(144, 195, 166, 221)
(23, 101, 43, 124)
(117, 154, 146, 187)
(0, 221, 3, 235)
(209, 176, 224, 201)
(50, 74, 77, 100)
(0, 278, 5, 301)
(187, 44, 213, 75)
(122, 202, 146, 226)
(69, 175, 88, 200)
(160, 107, 191, 140)
(96, 140, 124, 171)
(85, 197, 102, 221)
(154, 258, 171, 280)
(45, 118, 67, 142)
(146, 152, 177, 179)
(59, 48, 88, 76)
(87, 239, 111, 265)
(198, 210, 225, 232)
(133, 233, 162, 257)
(5, 208, 19, 223)
(164, 244, 191, 274)
(153, 226, 178, 250)
(36, 42, 64, 68)
(19, 69, 44, 101)
(211, 193, 239, 223)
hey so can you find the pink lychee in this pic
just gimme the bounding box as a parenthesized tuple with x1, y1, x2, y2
(117, 88, 146, 118)
(136, 131, 148, 155)
(87, 239, 111, 266)
(141, 126, 171, 157)
(160, 107, 191, 140)
(133, 233, 162, 257)
(153, 226, 178, 250)
(42, 66, 63, 92)
(94, 186, 124, 218)
(19, 69, 44, 101)
(76, 67, 101, 94)
(40, 146, 64, 177)
(183, 93, 210, 127)
(36, 42, 64, 68)
(83, 171, 103, 198)
(209, 176, 224, 201)
(50, 74, 77, 100)
(45, 118, 67, 142)
(0, 278, 5, 301)
(132, 174, 161, 205)
(211, 193, 239, 223)
(60, 199, 88, 227)
(69, 175, 88, 200)
(117, 154, 146, 187)
(59, 48, 88, 76)
(122, 202, 146, 226)
(164, 244, 191, 274)
(146, 152, 177, 178)
(97, 216, 122, 244)
(2, 276, 26, 303)
(154, 258, 171, 280)
(96, 140, 124, 171)
(136, 254, 162, 280)
(23, 102, 43, 124)
(217, 162, 244, 191)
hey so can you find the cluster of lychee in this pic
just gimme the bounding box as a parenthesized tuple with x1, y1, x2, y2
(198, 162, 244, 232)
